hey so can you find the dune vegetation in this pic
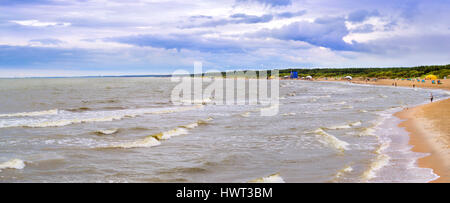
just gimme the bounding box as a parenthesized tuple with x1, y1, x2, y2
(277, 64, 450, 79)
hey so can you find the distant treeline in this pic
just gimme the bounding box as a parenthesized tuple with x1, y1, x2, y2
(191, 64, 450, 79)
(277, 64, 450, 79)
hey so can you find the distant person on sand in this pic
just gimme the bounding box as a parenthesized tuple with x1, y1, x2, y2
(430, 93, 434, 103)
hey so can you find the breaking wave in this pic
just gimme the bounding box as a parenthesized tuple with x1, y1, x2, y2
(104, 117, 213, 149)
(326, 124, 351, 130)
(324, 121, 362, 130)
(240, 112, 250, 117)
(332, 165, 353, 182)
(362, 154, 390, 182)
(0, 159, 26, 172)
(108, 136, 162, 149)
(95, 128, 119, 135)
(314, 129, 350, 152)
(0, 109, 58, 118)
(281, 113, 296, 116)
(0, 105, 203, 129)
(248, 173, 285, 183)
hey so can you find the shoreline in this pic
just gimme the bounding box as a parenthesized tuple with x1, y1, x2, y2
(347, 78, 449, 182)
(315, 78, 449, 182)
(394, 98, 450, 182)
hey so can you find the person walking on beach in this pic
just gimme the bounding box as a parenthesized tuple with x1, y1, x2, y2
(430, 93, 434, 103)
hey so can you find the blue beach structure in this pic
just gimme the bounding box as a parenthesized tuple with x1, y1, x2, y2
(290, 71, 298, 79)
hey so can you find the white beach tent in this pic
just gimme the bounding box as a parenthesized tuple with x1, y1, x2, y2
(306, 76, 313, 80)
(344, 76, 352, 80)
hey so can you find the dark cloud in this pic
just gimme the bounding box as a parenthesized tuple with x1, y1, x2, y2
(0, 45, 86, 66)
(107, 34, 246, 53)
(184, 10, 306, 28)
(236, 0, 292, 7)
(251, 16, 366, 51)
(182, 13, 273, 28)
(351, 24, 374, 33)
(229, 13, 273, 23)
(189, 15, 213, 20)
(276, 10, 307, 18)
(0, 0, 55, 6)
(347, 9, 380, 22)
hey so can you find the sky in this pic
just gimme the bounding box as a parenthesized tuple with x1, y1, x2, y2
(0, 0, 449, 77)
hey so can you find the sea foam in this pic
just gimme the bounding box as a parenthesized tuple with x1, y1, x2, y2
(105, 117, 212, 149)
(0, 159, 26, 172)
(0, 109, 58, 118)
(314, 129, 350, 152)
(249, 173, 285, 183)
(0, 105, 203, 129)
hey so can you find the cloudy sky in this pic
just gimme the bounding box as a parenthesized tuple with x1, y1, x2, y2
(0, 0, 449, 77)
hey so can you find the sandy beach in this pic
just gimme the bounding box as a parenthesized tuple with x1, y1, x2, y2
(350, 78, 449, 182)
(395, 99, 450, 182)
(314, 78, 450, 91)
(316, 77, 450, 182)
(350, 78, 450, 91)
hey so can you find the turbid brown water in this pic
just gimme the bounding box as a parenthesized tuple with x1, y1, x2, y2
(0, 78, 449, 182)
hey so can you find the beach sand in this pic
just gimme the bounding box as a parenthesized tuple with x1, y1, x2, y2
(349, 78, 449, 182)
(395, 99, 450, 182)
(345, 78, 450, 91)
(315, 77, 450, 182)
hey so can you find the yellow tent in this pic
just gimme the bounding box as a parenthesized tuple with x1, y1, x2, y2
(425, 75, 437, 80)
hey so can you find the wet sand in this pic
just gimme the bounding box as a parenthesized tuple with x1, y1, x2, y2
(349, 78, 449, 182)
(395, 99, 450, 182)
(314, 77, 450, 182)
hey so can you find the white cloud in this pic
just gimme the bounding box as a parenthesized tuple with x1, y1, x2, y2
(0, 0, 448, 76)
(10, 20, 71, 27)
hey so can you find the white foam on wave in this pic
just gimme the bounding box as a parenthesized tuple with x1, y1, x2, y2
(249, 173, 285, 183)
(0, 159, 26, 172)
(360, 127, 376, 136)
(0, 105, 203, 129)
(240, 112, 250, 117)
(0, 109, 58, 118)
(26, 115, 124, 128)
(160, 128, 189, 140)
(182, 122, 198, 129)
(105, 117, 212, 149)
(333, 165, 354, 182)
(110, 136, 162, 149)
(333, 101, 347, 105)
(281, 112, 296, 116)
(314, 129, 350, 152)
(326, 121, 361, 130)
(327, 124, 351, 130)
(362, 107, 441, 183)
(96, 128, 119, 135)
(349, 121, 362, 127)
(362, 153, 391, 181)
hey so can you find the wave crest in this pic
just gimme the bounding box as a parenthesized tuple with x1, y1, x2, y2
(249, 173, 285, 183)
(0, 159, 26, 172)
(0, 109, 58, 118)
(314, 129, 350, 152)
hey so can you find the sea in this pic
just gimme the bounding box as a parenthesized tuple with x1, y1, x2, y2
(0, 77, 448, 182)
